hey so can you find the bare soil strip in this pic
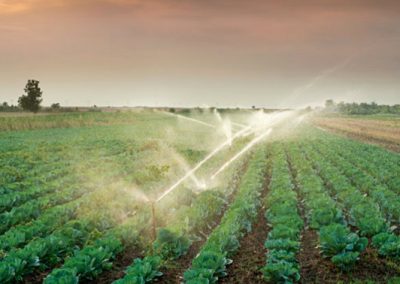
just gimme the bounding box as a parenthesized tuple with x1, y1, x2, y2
(23, 266, 59, 284)
(218, 188, 270, 284)
(313, 119, 400, 152)
(158, 211, 225, 284)
(217, 158, 272, 284)
(94, 247, 144, 284)
(299, 235, 400, 284)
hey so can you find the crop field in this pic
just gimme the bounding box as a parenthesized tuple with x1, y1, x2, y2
(1, 110, 400, 284)
(313, 114, 400, 152)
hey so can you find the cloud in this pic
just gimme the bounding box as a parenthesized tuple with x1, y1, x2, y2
(0, 1, 30, 14)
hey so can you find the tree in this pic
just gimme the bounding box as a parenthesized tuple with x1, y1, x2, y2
(325, 99, 335, 109)
(18, 80, 43, 112)
(305, 106, 312, 112)
(51, 103, 61, 110)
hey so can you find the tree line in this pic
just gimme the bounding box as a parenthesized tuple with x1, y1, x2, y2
(325, 100, 400, 115)
(1, 80, 62, 113)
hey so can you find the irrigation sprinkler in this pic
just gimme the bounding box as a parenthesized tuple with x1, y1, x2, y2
(150, 200, 157, 242)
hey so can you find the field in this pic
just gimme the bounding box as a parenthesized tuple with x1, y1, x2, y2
(313, 114, 400, 152)
(1, 109, 400, 284)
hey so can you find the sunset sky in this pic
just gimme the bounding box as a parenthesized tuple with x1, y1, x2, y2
(1, 0, 399, 108)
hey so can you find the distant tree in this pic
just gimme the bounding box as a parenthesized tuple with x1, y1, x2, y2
(325, 99, 335, 109)
(0, 102, 8, 112)
(0, 102, 19, 112)
(335, 101, 400, 115)
(18, 80, 43, 112)
(51, 103, 61, 110)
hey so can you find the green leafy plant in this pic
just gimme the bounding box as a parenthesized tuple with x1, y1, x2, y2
(113, 256, 162, 284)
(152, 229, 190, 260)
(319, 224, 367, 269)
(331, 252, 360, 271)
(372, 233, 400, 259)
(261, 145, 303, 283)
(184, 251, 231, 283)
(262, 260, 300, 284)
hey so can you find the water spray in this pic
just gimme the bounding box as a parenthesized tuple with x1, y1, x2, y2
(155, 110, 301, 203)
(211, 128, 272, 179)
(155, 124, 254, 203)
(232, 122, 247, 129)
(162, 111, 216, 129)
(161, 144, 206, 190)
(130, 110, 304, 244)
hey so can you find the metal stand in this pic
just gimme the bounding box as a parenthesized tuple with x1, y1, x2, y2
(150, 201, 157, 242)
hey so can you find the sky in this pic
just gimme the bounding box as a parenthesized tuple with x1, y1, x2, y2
(0, 0, 400, 108)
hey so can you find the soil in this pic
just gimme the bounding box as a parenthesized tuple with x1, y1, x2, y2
(299, 229, 400, 284)
(218, 199, 269, 284)
(90, 247, 144, 284)
(23, 267, 57, 284)
(313, 123, 400, 153)
(218, 161, 272, 283)
(157, 226, 213, 284)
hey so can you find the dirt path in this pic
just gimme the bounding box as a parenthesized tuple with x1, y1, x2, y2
(157, 212, 224, 284)
(218, 163, 271, 284)
(94, 247, 144, 284)
(299, 231, 400, 284)
(218, 198, 269, 284)
(313, 121, 400, 153)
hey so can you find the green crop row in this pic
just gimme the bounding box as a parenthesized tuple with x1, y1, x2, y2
(312, 128, 400, 193)
(0, 157, 70, 186)
(42, 148, 242, 284)
(0, 182, 93, 235)
(183, 147, 269, 283)
(0, 155, 147, 254)
(0, 174, 76, 214)
(300, 142, 388, 237)
(313, 141, 400, 224)
(0, 203, 78, 252)
(0, 219, 97, 283)
(305, 137, 400, 260)
(286, 143, 367, 270)
(44, 210, 152, 283)
(262, 144, 303, 283)
(0, 200, 150, 284)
